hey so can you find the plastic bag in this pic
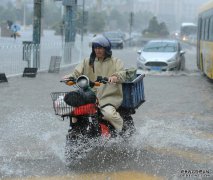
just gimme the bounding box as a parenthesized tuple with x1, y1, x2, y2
(54, 95, 71, 116)
(125, 67, 137, 82)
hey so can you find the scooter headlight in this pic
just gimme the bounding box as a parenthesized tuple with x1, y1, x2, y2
(76, 75, 90, 89)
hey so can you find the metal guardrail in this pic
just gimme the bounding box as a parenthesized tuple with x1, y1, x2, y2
(0, 41, 85, 77)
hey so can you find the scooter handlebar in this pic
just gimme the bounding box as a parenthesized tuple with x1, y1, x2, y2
(60, 76, 109, 87)
(60, 77, 76, 86)
(96, 76, 108, 84)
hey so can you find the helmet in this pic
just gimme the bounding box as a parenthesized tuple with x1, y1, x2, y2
(92, 34, 111, 50)
(89, 34, 112, 71)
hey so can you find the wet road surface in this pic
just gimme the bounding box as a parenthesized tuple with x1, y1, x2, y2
(0, 46, 213, 180)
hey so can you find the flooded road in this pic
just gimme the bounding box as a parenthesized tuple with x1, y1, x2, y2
(0, 45, 212, 180)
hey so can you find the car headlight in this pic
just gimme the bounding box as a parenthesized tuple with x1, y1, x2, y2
(139, 56, 146, 62)
(167, 58, 176, 62)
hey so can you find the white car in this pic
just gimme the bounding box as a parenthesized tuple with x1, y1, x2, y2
(137, 40, 185, 71)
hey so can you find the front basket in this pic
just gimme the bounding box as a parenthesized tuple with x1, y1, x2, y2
(50, 92, 73, 117)
(50, 92, 97, 117)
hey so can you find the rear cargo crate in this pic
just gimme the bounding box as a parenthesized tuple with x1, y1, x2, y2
(121, 74, 145, 109)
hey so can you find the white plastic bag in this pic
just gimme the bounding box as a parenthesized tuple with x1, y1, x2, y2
(54, 95, 71, 116)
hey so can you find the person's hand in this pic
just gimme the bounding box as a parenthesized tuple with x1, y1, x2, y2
(108, 76, 118, 84)
(62, 75, 70, 81)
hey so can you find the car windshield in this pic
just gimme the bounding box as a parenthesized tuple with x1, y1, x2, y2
(143, 42, 177, 52)
(104, 32, 121, 38)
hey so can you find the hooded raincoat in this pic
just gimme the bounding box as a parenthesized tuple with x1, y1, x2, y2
(68, 56, 126, 108)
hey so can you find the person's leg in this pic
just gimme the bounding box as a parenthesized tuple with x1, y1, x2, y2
(101, 105, 123, 132)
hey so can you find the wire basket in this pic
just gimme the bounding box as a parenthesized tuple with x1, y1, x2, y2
(51, 92, 73, 116)
(50, 92, 97, 117)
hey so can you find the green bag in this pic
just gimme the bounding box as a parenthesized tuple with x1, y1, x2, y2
(125, 67, 137, 82)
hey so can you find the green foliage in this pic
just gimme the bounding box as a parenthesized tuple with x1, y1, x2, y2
(133, 11, 153, 32)
(148, 16, 159, 34)
(0, 2, 33, 26)
(0, 3, 16, 24)
(0, 1, 169, 37)
(143, 16, 169, 37)
(0, 1, 61, 30)
(159, 22, 169, 36)
(85, 7, 154, 34)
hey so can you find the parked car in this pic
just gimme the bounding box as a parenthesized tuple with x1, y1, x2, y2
(137, 40, 185, 71)
(103, 31, 124, 49)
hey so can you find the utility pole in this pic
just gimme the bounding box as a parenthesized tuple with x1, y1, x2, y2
(129, 12, 134, 47)
(33, 0, 42, 45)
(23, 0, 26, 30)
(31, 0, 77, 65)
(80, 0, 85, 60)
(33, 0, 43, 68)
(63, 0, 77, 63)
(63, 0, 77, 43)
(81, 0, 85, 43)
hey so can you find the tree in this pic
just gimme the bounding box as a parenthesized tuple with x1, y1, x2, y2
(133, 10, 153, 32)
(0, 2, 33, 26)
(143, 16, 169, 37)
(148, 16, 159, 34)
(159, 22, 169, 36)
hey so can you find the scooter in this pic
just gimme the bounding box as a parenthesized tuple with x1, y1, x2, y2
(51, 74, 145, 164)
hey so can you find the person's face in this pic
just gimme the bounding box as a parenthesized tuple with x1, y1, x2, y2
(94, 47, 105, 59)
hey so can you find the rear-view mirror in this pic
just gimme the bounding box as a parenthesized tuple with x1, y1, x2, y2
(180, 50, 185, 55)
(137, 50, 142, 54)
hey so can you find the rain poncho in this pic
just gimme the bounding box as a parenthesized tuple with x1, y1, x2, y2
(67, 56, 126, 108)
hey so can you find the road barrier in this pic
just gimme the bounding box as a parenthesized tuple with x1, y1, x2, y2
(0, 73, 8, 83)
(23, 67, 38, 77)
(48, 56, 62, 73)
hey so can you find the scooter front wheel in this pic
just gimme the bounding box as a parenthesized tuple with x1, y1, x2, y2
(65, 134, 92, 166)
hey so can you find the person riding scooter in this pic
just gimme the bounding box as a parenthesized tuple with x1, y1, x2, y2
(63, 34, 126, 132)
